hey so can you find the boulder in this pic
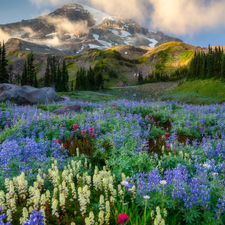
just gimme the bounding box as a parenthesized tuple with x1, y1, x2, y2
(0, 83, 60, 105)
(51, 105, 81, 115)
(41, 87, 61, 102)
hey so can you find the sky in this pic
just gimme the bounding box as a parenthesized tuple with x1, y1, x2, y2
(0, 0, 225, 47)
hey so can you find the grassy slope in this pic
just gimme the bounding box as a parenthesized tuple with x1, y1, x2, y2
(160, 78, 225, 105)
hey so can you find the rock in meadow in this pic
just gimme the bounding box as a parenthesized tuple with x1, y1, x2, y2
(0, 83, 60, 105)
(51, 105, 81, 115)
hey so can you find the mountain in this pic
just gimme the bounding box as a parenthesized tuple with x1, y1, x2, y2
(2, 3, 207, 87)
(1, 3, 183, 56)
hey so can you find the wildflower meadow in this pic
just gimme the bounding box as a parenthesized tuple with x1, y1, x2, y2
(0, 98, 225, 225)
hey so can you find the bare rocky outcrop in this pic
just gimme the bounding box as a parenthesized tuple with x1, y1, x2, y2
(51, 105, 81, 115)
(0, 84, 60, 105)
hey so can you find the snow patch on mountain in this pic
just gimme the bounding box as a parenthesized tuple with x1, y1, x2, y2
(93, 34, 112, 48)
(143, 37, 158, 47)
(77, 3, 118, 26)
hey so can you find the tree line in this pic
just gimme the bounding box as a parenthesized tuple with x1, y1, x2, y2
(137, 66, 188, 85)
(186, 45, 225, 80)
(43, 56, 69, 92)
(70, 65, 104, 91)
(0, 41, 9, 83)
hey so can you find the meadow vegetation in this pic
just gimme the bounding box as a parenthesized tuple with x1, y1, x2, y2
(0, 90, 225, 224)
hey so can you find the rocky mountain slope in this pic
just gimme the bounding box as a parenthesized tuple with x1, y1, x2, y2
(1, 3, 182, 56)
(5, 40, 207, 87)
(1, 3, 210, 87)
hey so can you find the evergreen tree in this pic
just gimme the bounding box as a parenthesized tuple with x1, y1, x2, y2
(29, 52, 35, 86)
(56, 62, 62, 92)
(206, 54, 214, 78)
(61, 59, 69, 91)
(51, 56, 57, 86)
(21, 61, 27, 86)
(214, 46, 222, 78)
(0, 41, 9, 83)
(87, 66, 95, 91)
(34, 71, 38, 88)
(44, 56, 51, 87)
(221, 55, 225, 80)
(138, 71, 144, 84)
(95, 70, 104, 90)
(75, 69, 81, 91)
(199, 55, 206, 79)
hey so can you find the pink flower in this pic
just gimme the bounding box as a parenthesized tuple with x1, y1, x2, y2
(73, 124, 78, 130)
(177, 106, 179, 108)
(115, 108, 117, 110)
(90, 127, 93, 130)
(166, 145, 170, 148)
(6, 123, 9, 125)
(112, 104, 115, 107)
(125, 102, 126, 103)
(82, 130, 86, 135)
(55, 139, 60, 143)
(118, 213, 129, 224)
(91, 134, 95, 137)
(105, 103, 107, 105)
(174, 150, 177, 152)
(159, 139, 161, 141)
(63, 143, 67, 147)
(164, 133, 169, 137)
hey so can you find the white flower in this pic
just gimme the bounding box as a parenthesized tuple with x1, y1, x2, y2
(203, 163, 211, 169)
(160, 180, 167, 185)
(143, 195, 150, 200)
(123, 203, 128, 205)
(121, 181, 128, 186)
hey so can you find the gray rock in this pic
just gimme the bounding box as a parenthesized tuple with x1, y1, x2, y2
(41, 87, 60, 102)
(51, 105, 81, 115)
(0, 84, 60, 105)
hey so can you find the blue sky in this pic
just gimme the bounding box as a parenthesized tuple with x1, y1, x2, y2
(0, 0, 225, 47)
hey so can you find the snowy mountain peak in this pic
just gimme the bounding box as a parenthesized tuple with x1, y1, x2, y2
(65, 3, 118, 26)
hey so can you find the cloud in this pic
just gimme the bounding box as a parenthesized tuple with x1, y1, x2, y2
(28, 0, 225, 35)
(29, 0, 72, 7)
(43, 16, 89, 37)
(0, 29, 11, 43)
(148, 0, 225, 35)
(22, 27, 33, 34)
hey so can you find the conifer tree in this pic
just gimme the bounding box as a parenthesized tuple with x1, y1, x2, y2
(0, 41, 9, 83)
(199, 55, 206, 79)
(87, 66, 95, 90)
(56, 62, 62, 92)
(221, 55, 225, 80)
(207, 54, 214, 78)
(34, 71, 38, 88)
(62, 59, 69, 91)
(94, 70, 104, 90)
(44, 56, 51, 87)
(21, 61, 27, 86)
(138, 71, 144, 84)
(51, 56, 57, 86)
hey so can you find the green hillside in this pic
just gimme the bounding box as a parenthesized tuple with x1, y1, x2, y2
(160, 77, 225, 105)
(66, 42, 201, 87)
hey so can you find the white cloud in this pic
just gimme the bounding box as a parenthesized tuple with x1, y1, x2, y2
(0, 29, 11, 43)
(28, 0, 225, 35)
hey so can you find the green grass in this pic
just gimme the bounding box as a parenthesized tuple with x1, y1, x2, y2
(160, 78, 225, 105)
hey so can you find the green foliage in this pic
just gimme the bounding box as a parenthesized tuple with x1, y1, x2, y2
(21, 51, 36, 87)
